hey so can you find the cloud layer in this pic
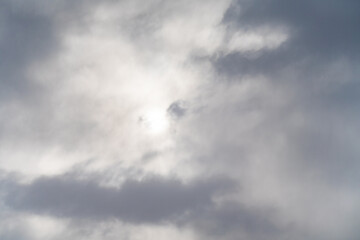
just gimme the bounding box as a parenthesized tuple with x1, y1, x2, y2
(0, 0, 359, 239)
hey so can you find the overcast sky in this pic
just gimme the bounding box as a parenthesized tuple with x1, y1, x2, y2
(0, 0, 360, 239)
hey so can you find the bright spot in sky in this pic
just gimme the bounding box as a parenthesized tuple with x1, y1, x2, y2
(139, 108, 170, 135)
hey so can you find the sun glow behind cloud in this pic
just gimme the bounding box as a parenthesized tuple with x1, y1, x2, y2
(139, 108, 170, 135)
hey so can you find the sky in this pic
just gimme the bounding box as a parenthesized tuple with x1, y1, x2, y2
(0, 0, 360, 239)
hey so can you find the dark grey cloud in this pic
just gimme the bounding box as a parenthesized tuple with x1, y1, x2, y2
(3, 174, 235, 224)
(232, 0, 360, 56)
(2, 173, 293, 240)
(183, 202, 290, 240)
(215, 0, 360, 76)
(167, 101, 187, 119)
(0, 0, 58, 101)
(0, 232, 29, 240)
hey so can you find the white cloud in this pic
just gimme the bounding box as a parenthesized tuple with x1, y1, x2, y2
(225, 27, 288, 53)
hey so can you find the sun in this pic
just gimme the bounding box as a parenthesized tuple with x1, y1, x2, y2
(139, 108, 169, 135)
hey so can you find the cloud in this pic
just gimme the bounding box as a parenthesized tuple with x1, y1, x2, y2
(167, 101, 188, 120)
(0, 0, 230, 176)
(4, 174, 235, 224)
(0, 0, 57, 101)
(215, 0, 360, 77)
(0, 0, 360, 240)
(231, 0, 360, 57)
(210, 0, 360, 186)
(2, 173, 291, 240)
